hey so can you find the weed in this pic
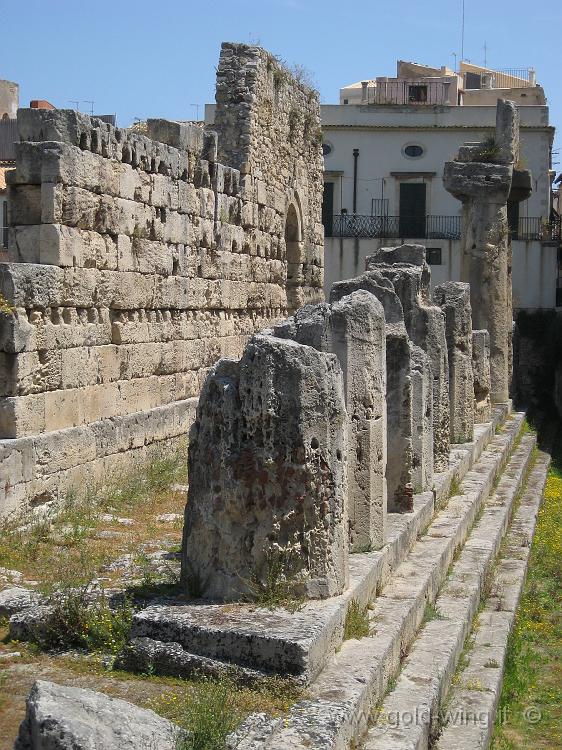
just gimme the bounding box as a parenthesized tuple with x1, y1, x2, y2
(352, 542, 373, 554)
(343, 599, 370, 640)
(484, 658, 500, 668)
(449, 476, 461, 498)
(472, 136, 500, 163)
(246, 547, 305, 612)
(422, 601, 444, 624)
(174, 678, 244, 750)
(35, 584, 133, 654)
(0, 292, 15, 316)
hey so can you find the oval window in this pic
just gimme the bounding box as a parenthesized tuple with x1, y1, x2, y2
(404, 144, 424, 158)
(322, 142, 333, 156)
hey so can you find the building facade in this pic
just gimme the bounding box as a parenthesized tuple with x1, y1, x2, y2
(323, 61, 559, 310)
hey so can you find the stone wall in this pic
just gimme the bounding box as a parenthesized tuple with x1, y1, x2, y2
(0, 43, 324, 516)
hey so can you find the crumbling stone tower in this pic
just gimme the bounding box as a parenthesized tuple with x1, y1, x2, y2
(443, 99, 531, 404)
(0, 43, 324, 515)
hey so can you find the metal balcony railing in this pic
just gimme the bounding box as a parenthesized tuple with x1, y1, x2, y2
(327, 215, 561, 243)
(367, 80, 451, 106)
(328, 215, 461, 240)
(509, 218, 562, 241)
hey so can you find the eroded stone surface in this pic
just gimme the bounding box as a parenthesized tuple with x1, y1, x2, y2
(366, 245, 450, 472)
(472, 330, 492, 423)
(274, 290, 387, 551)
(182, 333, 348, 601)
(433, 281, 474, 443)
(14, 680, 180, 749)
(330, 273, 413, 512)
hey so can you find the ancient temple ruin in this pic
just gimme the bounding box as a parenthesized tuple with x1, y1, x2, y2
(0, 43, 324, 514)
(0, 43, 547, 749)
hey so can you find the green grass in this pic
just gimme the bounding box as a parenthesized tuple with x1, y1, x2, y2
(491, 447, 562, 749)
(343, 599, 370, 640)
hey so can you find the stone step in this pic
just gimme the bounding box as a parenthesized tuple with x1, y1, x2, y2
(122, 406, 511, 685)
(360, 431, 537, 749)
(432, 452, 550, 750)
(246, 411, 526, 749)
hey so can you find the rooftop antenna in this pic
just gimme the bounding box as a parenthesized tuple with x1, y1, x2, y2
(69, 100, 80, 111)
(83, 100, 94, 115)
(452, 52, 458, 72)
(483, 42, 488, 68)
(461, 0, 465, 62)
(190, 103, 200, 120)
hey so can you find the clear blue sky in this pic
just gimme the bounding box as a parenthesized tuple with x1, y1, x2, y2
(1, 0, 560, 173)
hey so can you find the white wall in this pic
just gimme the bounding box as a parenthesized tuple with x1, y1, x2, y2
(324, 237, 557, 311)
(321, 104, 551, 220)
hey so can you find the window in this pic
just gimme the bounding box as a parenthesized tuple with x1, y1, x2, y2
(408, 85, 428, 103)
(404, 144, 424, 158)
(426, 247, 442, 265)
(322, 142, 333, 156)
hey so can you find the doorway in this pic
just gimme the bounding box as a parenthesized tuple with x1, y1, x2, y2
(399, 183, 426, 238)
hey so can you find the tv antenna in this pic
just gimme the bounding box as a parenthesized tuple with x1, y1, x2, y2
(451, 52, 458, 72)
(461, 0, 465, 62)
(83, 100, 94, 115)
(69, 100, 80, 111)
(190, 103, 200, 120)
(483, 42, 488, 68)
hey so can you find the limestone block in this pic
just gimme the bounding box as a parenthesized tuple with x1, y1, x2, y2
(0, 393, 45, 439)
(14, 680, 180, 750)
(7, 184, 42, 225)
(0, 350, 62, 396)
(443, 161, 512, 202)
(275, 291, 387, 551)
(147, 118, 204, 155)
(0, 437, 35, 485)
(410, 345, 433, 493)
(472, 330, 492, 423)
(366, 243, 426, 268)
(434, 281, 475, 444)
(330, 273, 413, 512)
(182, 333, 348, 601)
(364, 253, 450, 473)
(495, 98, 520, 165)
(0, 309, 36, 354)
(33, 426, 97, 477)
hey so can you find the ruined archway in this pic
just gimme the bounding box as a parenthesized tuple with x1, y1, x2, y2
(285, 203, 303, 313)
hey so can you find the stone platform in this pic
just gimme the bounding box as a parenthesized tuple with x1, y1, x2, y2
(120, 406, 509, 684)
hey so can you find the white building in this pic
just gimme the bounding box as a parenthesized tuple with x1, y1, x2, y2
(323, 61, 559, 310)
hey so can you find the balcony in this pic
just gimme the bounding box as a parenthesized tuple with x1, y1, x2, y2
(328, 215, 461, 240)
(326, 215, 562, 243)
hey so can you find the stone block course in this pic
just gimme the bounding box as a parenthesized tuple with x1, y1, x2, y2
(0, 42, 324, 512)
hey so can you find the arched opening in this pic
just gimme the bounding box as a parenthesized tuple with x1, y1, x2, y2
(285, 203, 303, 313)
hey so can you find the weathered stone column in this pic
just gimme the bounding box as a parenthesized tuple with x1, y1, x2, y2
(433, 281, 474, 444)
(365, 244, 450, 472)
(331, 273, 414, 513)
(443, 100, 531, 404)
(182, 333, 348, 601)
(472, 329, 492, 423)
(410, 344, 433, 492)
(273, 290, 387, 551)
